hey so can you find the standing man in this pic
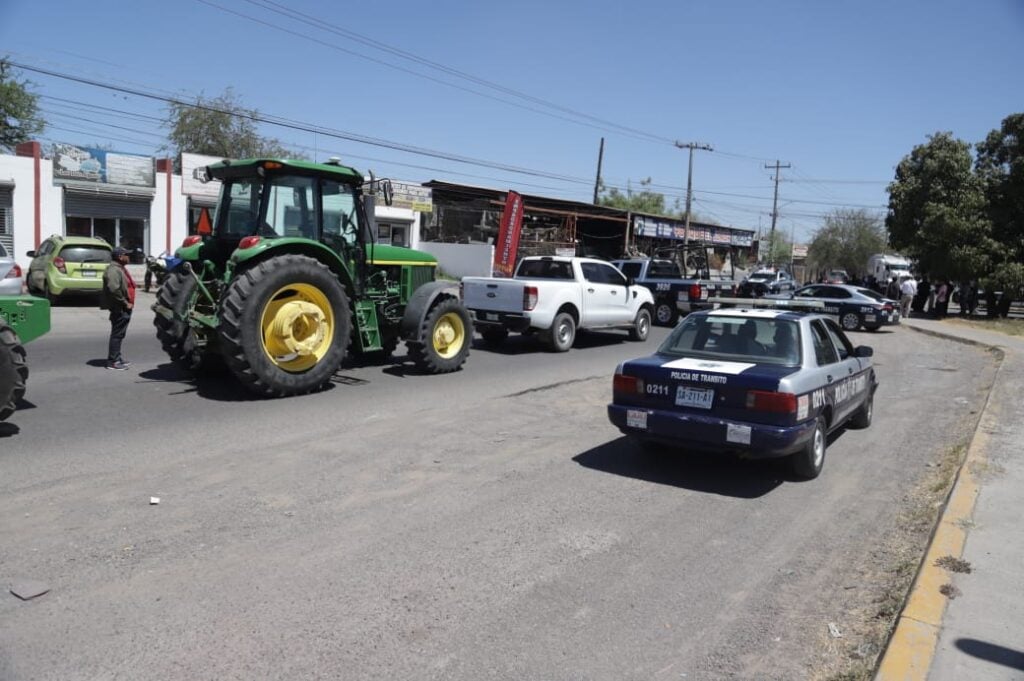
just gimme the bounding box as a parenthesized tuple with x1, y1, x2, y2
(101, 247, 136, 370)
(899, 275, 916, 319)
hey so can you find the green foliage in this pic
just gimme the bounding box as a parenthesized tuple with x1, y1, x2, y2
(598, 178, 677, 217)
(975, 113, 1024, 267)
(165, 88, 296, 159)
(807, 209, 888, 277)
(886, 132, 994, 280)
(0, 59, 45, 152)
(760, 229, 792, 266)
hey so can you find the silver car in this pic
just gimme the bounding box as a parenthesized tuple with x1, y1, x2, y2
(0, 242, 25, 296)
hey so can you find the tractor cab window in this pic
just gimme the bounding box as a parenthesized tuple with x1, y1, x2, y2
(321, 181, 364, 250)
(264, 176, 316, 238)
(219, 179, 262, 236)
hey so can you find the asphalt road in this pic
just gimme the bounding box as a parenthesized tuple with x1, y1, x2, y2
(0, 294, 996, 680)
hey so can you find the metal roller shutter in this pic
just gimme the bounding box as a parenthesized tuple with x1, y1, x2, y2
(65, 193, 151, 219)
(0, 187, 12, 254)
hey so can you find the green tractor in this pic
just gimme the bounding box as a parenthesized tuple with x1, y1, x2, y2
(0, 295, 51, 422)
(153, 158, 472, 397)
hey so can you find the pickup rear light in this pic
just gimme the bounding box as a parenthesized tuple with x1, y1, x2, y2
(182, 235, 202, 248)
(53, 256, 67, 274)
(689, 283, 703, 301)
(745, 390, 797, 413)
(523, 286, 538, 311)
(4, 263, 21, 279)
(613, 372, 644, 395)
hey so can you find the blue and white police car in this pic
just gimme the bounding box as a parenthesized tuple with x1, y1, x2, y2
(607, 299, 878, 479)
(771, 284, 900, 332)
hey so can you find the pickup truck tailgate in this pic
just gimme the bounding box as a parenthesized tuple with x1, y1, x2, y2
(462, 278, 525, 313)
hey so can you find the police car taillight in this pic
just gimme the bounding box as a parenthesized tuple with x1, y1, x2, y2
(613, 373, 644, 395)
(523, 286, 538, 311)
(746, 390, 797, 413)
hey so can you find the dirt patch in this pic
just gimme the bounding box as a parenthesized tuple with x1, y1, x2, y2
(809, 443, 970, 681)
(935, 555, 973, 574)
(939, 583, 962, 599)
(946, 317, 1024, 337)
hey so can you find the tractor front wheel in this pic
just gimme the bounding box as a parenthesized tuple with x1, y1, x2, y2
(154, 270, 212, 371)
(0, 322, 28, 422)
(218, 255, 352, 397)
(408, 296, 471, 373)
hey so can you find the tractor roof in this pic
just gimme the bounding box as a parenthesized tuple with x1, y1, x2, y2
(206, 158, 364, 184)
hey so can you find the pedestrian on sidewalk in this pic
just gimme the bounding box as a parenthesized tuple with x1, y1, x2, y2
(886, 276, 900, 301)
(899, 275, 916, 319)
(100, 247, 136, 371)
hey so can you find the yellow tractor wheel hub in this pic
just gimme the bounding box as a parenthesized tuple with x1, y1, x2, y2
(260, 283, 335, 372)
(432, 311, 465, 359)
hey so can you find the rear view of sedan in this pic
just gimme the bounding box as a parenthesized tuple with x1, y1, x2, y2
(0, 242, 24, 296)
(608, 307, 877, 479)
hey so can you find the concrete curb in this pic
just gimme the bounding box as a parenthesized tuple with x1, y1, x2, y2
(874, 324, 1007, 680)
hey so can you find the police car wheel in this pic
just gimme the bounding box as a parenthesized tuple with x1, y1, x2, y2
(791, 417, 827, 480)
(840, 312, 862, 331)
(850, 391, 873, 429)
(655, 301, 678, 326)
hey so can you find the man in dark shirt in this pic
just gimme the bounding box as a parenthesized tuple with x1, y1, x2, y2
(101, 247, 136, 370)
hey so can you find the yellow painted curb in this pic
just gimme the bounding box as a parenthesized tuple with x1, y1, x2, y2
(874, 327, 1002, 680)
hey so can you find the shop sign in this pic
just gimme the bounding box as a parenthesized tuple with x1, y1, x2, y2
(378, 182, 432, 212)
(52, 143, 154, 187)
(181, 152, 225, 199)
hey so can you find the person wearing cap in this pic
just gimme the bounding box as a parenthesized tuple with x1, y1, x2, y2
(101, 247, 136, 370)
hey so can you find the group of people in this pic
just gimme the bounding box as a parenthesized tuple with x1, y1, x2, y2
(894, 276, 978, 319)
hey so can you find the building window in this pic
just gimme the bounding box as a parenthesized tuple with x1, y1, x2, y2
(0, 187, 14, 255)
(377, 221, 409, 247)
(65, 216, 149, 263)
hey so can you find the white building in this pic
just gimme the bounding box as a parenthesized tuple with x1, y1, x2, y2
(0, 144, 423, 270)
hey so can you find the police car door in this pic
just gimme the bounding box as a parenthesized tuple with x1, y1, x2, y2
(823, 318, 871, 417)
(808, 319, 855, 425)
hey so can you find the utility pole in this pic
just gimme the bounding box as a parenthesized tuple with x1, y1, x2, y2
(674, 141, 713, 246)
(765, 159, 790, 266)
(592, 137, 605, 204)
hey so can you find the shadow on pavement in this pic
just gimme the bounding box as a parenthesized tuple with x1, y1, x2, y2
(954, 638, 1024, 671)
(572, 436, 786, 499)
(136, 363, 283, 402)
(0, 422, 21, 437)
(473, 329, 635, 356)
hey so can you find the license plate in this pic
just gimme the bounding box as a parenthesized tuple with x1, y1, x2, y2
(80, 270, 97, 278)
(676, 386, 714, 409)
(485, 313, 499, 321)
(626, 409, 648, 429)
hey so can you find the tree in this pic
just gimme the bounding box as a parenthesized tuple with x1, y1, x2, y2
(975, 113, 1024, 293)
(165, 88, 294, 159)
(0, 59, 45, 151)
(597, 178, 675, 216)
(886, 132, 994, 281)
(807, 209, 888, 278)
(759, 229, 792, 267)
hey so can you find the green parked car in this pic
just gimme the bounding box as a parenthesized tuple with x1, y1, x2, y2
(26, 235, 113, 302)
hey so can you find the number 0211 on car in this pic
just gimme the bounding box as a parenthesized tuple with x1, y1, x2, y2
(676, 386, 714, 409)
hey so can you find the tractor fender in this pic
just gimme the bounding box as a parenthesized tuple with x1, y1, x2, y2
(400, 281, 462, 341)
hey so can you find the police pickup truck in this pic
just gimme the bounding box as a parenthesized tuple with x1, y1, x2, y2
(607, 298, 877, 479)
(611, 257, 738, 327)
(461, 256, 655, 352)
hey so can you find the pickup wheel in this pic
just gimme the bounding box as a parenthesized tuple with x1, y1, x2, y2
(547, 312, 576, 352)
(629, 307, 652, 341)
(480, 325, 509, 347)
(790, 416, 827, 480)
(654, 300, 678, 326)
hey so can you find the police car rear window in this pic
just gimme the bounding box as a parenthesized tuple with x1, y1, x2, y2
(659, 315, 801, 365)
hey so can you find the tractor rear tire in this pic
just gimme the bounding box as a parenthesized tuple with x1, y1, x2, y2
(408, 296, 471, 374)
(153, 270, 211, 371)
(0, 322, 28, 422)
(218, 255, 352, 397)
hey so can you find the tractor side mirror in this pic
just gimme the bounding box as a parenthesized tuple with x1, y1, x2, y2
(26, 250, 36, 257)
(380, 179, 394, 207)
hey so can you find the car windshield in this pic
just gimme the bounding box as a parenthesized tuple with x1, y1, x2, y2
(59, 246, 112, 263)
(659, 314, 801, 365)
(857, 288, 886, 301)
(748, 272, 772, 281)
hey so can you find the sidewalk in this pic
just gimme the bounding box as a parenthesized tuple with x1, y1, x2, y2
(877, 316, 1024, 680)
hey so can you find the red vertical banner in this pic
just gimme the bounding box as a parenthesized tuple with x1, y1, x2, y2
(493, 190, 524, 277)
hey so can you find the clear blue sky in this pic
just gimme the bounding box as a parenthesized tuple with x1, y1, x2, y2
(2, 0, 1022, 242)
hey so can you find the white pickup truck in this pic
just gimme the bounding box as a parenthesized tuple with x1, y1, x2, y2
(461, 256, 655, 351)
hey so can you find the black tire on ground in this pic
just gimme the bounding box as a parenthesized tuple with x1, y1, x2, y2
(654, 300, 678, 326)
(840, 311, 862, 331)
(408, 296, 472, 373)
(790, 416, 827, 480)
(218, 254, 352, 397)
(629, 307, 652, 341)
(0, 322, 28, 422)
(849, 389, 874, 429)
(547, 311, 576, 352)
(480, 325, 509, 347)
(153, 270, 214, 371)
